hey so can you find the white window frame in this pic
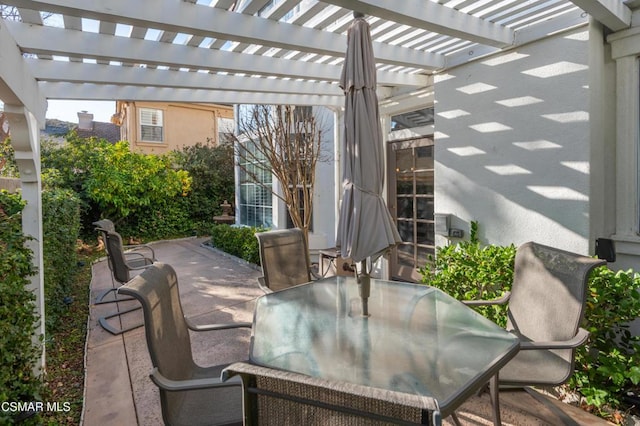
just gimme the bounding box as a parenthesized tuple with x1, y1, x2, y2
(139, 107, 164, 143)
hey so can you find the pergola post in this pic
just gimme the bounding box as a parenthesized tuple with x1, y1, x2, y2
(4, 104, 46, 373)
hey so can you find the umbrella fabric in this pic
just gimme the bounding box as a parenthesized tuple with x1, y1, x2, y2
(336, 16, 401, 264)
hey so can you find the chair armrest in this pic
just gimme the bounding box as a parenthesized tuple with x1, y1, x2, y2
(123, 255, 154, 270)
(184, 316, 252, 332)
(123, 244, 156, 260)
(150, 367, 241, 392)
(518, 327, 589, 350)
(309, 268, 321, 280)
(257, 276, 273, 293)
(462, 291, 511, 306)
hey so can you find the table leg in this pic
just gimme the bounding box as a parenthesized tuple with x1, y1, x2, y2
(450, 412, 462, 426)
(490, 374, 501, 426)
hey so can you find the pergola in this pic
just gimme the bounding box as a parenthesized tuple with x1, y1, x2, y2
(0, 0, 633, 367)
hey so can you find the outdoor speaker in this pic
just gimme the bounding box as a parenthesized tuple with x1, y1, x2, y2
(595, 238, 616, 262)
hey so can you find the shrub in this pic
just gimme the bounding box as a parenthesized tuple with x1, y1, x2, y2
(172, 142, 236, 223)
(0, 191, 43, 424)
(208, 224, 264, 265)
(126, 197, 196, 241)
(419, 222, 516, 325)
(42, 135, 192, 239)
(571, 267, 640, 412)
(41, 188, 81, 331)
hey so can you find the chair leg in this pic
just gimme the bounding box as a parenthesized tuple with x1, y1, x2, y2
(489, 374, 501, 426)
(94, 287, 135, 305)
(98, 305, 143, 335)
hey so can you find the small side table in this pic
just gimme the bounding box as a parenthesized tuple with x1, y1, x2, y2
(318, 248, 354, 277)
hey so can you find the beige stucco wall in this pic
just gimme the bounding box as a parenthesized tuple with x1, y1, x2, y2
(118, 101, 233, 155)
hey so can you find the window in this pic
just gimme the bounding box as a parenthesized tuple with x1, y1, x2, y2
(139, 108, 164, 142)
(237, 141, 273, 228)
(391, 107, 434, 131)
(218, 117, 234, 144)
(390, 138, 434, 282)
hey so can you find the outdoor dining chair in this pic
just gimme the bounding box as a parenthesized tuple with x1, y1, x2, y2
(222, 361, 442, 425)
(118, 262, 252, 426)
(255, 228, 319, 293)
(464, 241, 606, 388)
(93, 220, 156, 335)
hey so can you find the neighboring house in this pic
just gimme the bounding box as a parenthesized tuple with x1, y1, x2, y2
(41, 112, 121, 144)
(114, 101, 234, 155)
(76, 111, 121, 143)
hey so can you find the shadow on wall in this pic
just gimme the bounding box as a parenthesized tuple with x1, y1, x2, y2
(434, 28, 591, 248)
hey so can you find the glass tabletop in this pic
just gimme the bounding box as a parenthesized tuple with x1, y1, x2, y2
(249, 276, 519, 413)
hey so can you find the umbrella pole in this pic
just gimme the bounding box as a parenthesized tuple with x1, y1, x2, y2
(357, 259, 371, 317)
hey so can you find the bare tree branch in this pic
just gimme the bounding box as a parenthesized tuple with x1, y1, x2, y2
(231, 105, 330, 244)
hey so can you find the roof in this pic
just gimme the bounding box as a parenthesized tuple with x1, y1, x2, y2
(76, 121, 121, 143)
(42, 118, 120, 143)
(0, 0, 635, 121)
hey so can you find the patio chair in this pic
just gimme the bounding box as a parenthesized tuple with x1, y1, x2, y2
(94, 222, 156, 335)
(255, 228, 319, 293)
(118, 262, 252, 426)
(93, 219, 156, 304)
(222, 361, 442, 426)
(464, 241, 606, 388)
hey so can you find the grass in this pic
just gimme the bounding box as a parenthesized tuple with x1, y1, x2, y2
(41, 252, 97, 425)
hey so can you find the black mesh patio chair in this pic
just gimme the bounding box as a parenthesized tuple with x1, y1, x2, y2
(222, 361, 442, 425)
(119, 262, 251, 426)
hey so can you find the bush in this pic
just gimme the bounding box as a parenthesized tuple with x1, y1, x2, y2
(208, 224, 264, 265)
(0, 191, 43, 424)
(126, 197, 196, 241)
(173, 143, 235, 223)
(42, 135, 192, 240)
(419, 222, 516, 325)
(42, 188, 81, 332)
(571, 267, 640, 412)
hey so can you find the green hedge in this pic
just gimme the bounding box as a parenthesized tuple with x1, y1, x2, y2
(208, 224, 264, 265)
(0, 190, 42, 424)
(419, 222, 516, 325)
(42, 188, 81, 332)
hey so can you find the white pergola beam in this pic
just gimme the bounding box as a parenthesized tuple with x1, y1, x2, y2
(38, 82, 344, 107)
(6, 22, 428, 88)
(568, 0, 631, 31)
(321, 0, 515, 47)
(3, 0, 444, 69)
(0, 22, 46, 123)
(27, 59, 344, 97)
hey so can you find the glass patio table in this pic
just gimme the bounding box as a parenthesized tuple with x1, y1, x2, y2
(249, 275, 519, 424)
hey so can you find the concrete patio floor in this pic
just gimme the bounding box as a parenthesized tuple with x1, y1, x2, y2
(82, 237, 613, 425)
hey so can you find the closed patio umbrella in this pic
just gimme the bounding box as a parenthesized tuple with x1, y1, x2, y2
(336, 12, 402, 316)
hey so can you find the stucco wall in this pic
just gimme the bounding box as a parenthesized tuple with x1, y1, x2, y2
(125, 101, 233, 155)
(434, 26, 591, 254)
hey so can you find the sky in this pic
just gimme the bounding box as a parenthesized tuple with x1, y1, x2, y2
(46, 100, 116, 123)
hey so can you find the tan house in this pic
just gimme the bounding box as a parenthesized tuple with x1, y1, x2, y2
(114, 101, 234, 154)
